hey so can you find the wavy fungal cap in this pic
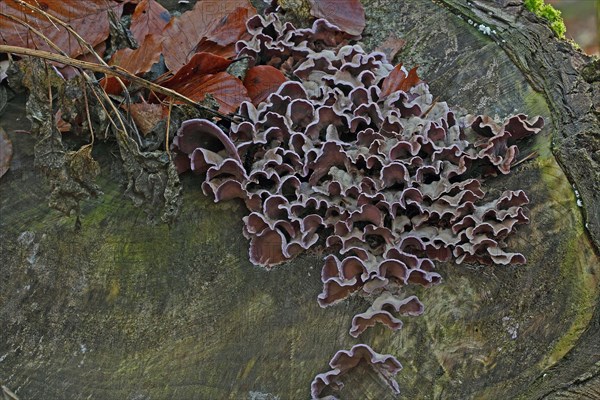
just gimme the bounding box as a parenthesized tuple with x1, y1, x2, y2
(172, 9, 543, 398)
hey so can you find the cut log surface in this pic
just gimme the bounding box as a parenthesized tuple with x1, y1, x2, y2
(1, 0, 599, 399)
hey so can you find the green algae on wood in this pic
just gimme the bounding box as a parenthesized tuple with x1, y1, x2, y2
(524, 0, 566, 38)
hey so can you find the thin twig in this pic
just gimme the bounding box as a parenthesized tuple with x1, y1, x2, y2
(512, 151, 538, 167)
(1, 384, 20, 400)
(0, 45, 237, 121)
(3, 3, 127, 102)
(13, 0, 106, 66)
(5, 1, 242, 121)
(422, 96, 440, 118)
(82, 79, 95, 145)
(0, 13, 64, 55)
(166, 99, 173, 156)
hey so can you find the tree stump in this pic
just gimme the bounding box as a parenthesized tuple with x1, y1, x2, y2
(1, 0, 598, 399)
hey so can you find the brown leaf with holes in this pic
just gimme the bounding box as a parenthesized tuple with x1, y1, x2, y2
(244, 65, 288, 105)
(129, 0, 171, 42)
(0, 127, 13, 179)
(308, 0, 365, 36)
(380, 65, 421, 98)
(0, 0, 126, 59)
(161, 1, 256, 72)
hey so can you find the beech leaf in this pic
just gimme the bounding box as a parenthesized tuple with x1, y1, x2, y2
(202, 6, 255, 48)
(161, 0, 256, 72)
(128, 102, 165, 136)
(380, 65, 421, 98)
(375, 35, 406, 62)
(109, 33, 163, 75)
(308, 0, 365, 36)
(129, 0, 171, 42)
(161, 52, 233, 87)
(243, 65, 288, 105)
(163, 67, 249, 114)
(0, 0, 125, 58)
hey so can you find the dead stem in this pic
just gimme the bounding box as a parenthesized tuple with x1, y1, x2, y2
(422, 96, 440, 118)
(81, 79, 95, 145)
(0, 45, 240, 122)
(166, 100, 173, 156)
(512, 151, 539, 167)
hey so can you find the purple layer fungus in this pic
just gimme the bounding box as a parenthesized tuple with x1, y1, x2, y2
(310, 344, 402, 399)
(172, 7, 543, 397)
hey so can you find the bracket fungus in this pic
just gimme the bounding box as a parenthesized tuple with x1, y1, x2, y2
(310, 344, 402, 399)
(172, 6, 543, 397)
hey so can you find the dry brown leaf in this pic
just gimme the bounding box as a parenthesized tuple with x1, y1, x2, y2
(103, 33, 164, 94)
(160, 1, 256, 72)
(194, 38, 236, 58)
(0, 0, 126, 58)
(110, 33, 163, 74)
(201, 6, 255, 47)
(163, 70, 249, 114)
(243, 65, 287, 105)
(380, 65, 421, 98)
(308, 0, 365, 36)
(128, 102, 165, 136)
(161, 52, 233, 86)
(375, 36, 406, 62)
(129, 0, 170, 42)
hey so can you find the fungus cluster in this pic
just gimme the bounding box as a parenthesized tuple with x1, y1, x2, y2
(172, 9, 543, 399)
(310, 344, 402, 399)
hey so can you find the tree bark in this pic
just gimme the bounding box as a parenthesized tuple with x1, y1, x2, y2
(1, 0, 598, 399)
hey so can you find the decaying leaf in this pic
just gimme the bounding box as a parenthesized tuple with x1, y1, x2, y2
(375, 35, 406, 62)
(160, 52, 233, 86)
(160, 53, 247, 114)
(20, 58, 101, 217)
(0, 84, 7, 116)
(128, 101, 165, 136)
(65, 144, 101, 189)
(243, 65, 287, 105)
(129, 0, 171, 42)
(380, 64, 421, 98)
(0, 127, 13, 179)
(109, 33, 164, 76)
(161, 0, 256, 71)
(308, 0, 365, 36)
(115, 129, 182, 224)
(54, 110, 72, 133)
(164, 71, 249, 114)
(0, 0, 126, 59)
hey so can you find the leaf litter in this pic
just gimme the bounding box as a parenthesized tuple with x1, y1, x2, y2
(0, 0, 258, 222)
